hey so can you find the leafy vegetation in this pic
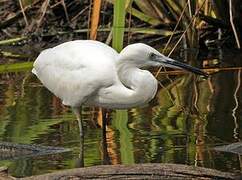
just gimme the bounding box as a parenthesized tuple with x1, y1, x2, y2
(0, 0, 241, 51)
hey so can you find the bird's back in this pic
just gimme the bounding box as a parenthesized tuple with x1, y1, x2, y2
(32, 40, 119, 107)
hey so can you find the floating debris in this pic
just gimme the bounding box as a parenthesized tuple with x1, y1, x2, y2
(214, 142, 242, 155)
(0, 142, 71, 160)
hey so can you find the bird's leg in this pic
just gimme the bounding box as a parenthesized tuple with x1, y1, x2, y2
(75, 133, 84, 168)
(72, 107, 84, 137)
(72, 107, 84, 167)
(101, 108, 107, 137)
(101, 109, 111, 165)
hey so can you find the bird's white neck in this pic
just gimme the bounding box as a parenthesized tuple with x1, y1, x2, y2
(114, 61, 158, 108)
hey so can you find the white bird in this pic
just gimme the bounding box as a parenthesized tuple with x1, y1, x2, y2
(32, 40, 207, 136)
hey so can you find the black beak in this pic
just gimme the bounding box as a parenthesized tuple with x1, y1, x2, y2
(166, 59, 208, 77)
(157, 55, 208, 77)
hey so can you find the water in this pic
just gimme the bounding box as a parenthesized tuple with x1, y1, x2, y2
(0, 50, 241, 177)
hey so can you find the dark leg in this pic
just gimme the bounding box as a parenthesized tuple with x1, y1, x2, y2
(102, 109, 107, 138)
(101, 109, 111, 165)
(72, 106, 84, 167)
(72, 107, 83, 137)
(75, 134, 84, 167)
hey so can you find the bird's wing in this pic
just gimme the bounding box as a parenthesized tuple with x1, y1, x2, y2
(33, 40, 119, 107)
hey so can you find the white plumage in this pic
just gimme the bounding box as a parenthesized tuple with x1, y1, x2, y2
(32, 40, 207, 136)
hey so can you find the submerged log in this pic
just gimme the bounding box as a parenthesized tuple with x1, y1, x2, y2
(23, 163, 241, 180)
(215, 142, 242, 154)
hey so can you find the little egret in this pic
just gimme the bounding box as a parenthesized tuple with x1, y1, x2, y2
(32, 40, 207, 136)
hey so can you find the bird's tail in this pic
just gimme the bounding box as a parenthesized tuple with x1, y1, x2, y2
(32, 68, 37, 75)
(31, 48, 52, 76)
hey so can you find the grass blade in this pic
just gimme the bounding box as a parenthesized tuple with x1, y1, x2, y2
(112, 0, 126, 52)
(0, 62, 33, 73)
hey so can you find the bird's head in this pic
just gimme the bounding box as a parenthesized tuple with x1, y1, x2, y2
(119, 43, 208, 77)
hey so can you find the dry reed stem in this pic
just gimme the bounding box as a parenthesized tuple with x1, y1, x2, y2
(50, 1, 61, 8)
(89, 0, 104, 129)
(18, 0, 29, 26)
(156, 0, 206, 77)
(150, 1, 166, 22)
(155, 0, 190, 105)
(71, 6, 89, 22)
(105, 29, 113, 45)
(37, 0, 50, 29)
(229, 0, 241, 49)
(188, 0, 192, 18)
(204, 0, 209, 15)
(155, 0, 206, 81)
(155, 0, 189, 79)
(162, 0, 189, 54)
(167, 0, 206, 57)
(61, 0, 70, 24)
(155, 0, 190, 93)
(90, 0, 102, 40)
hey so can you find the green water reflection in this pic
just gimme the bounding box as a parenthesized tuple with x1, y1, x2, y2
(0, 54, 241, 177)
